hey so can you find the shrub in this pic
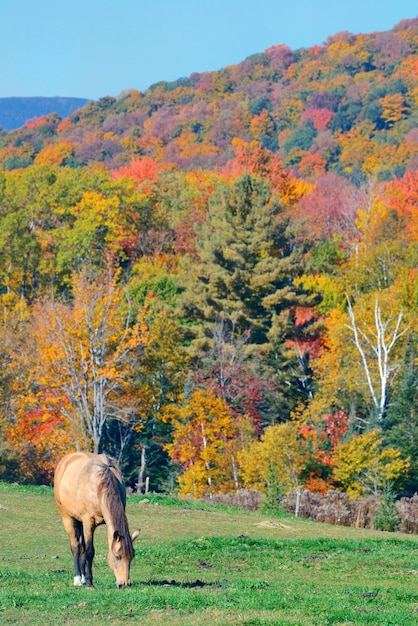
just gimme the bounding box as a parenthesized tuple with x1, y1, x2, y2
(205, 489, 265, 511)
(374, 487, 400, 531)
(396, 493, 418, 533)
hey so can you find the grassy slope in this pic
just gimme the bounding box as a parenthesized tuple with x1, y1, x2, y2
(1, 482, 418, 625)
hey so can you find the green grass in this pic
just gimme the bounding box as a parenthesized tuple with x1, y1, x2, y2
(1, 482, 418, 624)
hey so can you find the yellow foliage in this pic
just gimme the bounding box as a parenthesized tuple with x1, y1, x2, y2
(164, 389, 246, 498)
(34, 141, 73, 166)
(337, 121, 376, 174)
(379, 93, 408, 125)
(238, 422, 303, 494)
(295, 273, 345, 314)
(333, 429, 409, 498)
(31, 267, 150, 452)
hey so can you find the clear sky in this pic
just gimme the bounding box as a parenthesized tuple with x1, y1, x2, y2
(1, 0, 417, 101)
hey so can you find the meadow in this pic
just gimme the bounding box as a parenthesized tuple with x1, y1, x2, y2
(1, 482, 418, 625)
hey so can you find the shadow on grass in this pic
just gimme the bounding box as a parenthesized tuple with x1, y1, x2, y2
(145, 578, 225, 589)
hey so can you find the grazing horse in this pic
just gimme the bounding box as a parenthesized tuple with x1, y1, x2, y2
(54, 452, 140, 588)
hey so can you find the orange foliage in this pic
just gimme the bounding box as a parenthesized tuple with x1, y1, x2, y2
(6, 393, 74, 483)
(224, 138, 302, 205)
(386, 170, 418, 242)
(56, 117, 74, 133)
(298, 152, 327, 177)
(299, 410, 349, 492)
(303, 476, 332, 494)
(34, 141, 74, 166)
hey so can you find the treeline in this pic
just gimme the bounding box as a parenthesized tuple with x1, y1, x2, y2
(0, 146, 416, 501)
(0, 19, 417, 503)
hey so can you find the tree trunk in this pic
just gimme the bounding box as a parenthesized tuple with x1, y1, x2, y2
(137, 445, 147, 494)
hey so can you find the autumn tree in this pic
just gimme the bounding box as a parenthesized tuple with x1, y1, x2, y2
(120, 297, 187, 492)
(299, 409, 349, 493)
(332, 429, 409, 498)
(0, 294, 33, 480)
(6, 402, 74, 483)
(30, 267, 149, 453)
(193, 317, 274, 429)
(304, 287, 410, 431)
(238, 422, 304, 500)
(345, 295, 408, 421)
(163, 389, 242, 498)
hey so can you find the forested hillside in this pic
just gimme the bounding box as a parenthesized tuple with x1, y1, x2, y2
(0, 18, 417, 179)
(0, 18, 417, 506)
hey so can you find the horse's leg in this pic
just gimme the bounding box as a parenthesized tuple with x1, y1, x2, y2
(61, 515, 86, 586)
(82, 520, 96, 588)
(75, 520, 87, 585)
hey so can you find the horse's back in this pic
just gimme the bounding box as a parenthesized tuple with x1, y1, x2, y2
(54, 452, 120, 522)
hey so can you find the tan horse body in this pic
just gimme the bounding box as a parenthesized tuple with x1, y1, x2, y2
(54, 452, 139, 588)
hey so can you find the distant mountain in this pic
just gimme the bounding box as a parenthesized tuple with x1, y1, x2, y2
(0, 97, 89, 131)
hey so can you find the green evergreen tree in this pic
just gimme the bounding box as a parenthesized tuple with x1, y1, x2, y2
(178, 174, 320, 417)
(384, 341, 418, 495)
(179, 174, 317, 353)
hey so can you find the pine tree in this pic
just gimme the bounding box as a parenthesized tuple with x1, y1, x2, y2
(178, 173, 317, 357)
(384, 341, 418, 495)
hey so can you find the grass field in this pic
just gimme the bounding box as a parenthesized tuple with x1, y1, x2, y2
(1, 482, 418, 625)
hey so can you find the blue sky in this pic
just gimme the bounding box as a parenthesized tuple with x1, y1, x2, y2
(1, 1, 417, 100)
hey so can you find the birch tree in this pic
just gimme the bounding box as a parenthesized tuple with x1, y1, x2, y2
(346, 296, 408, 421)
(31, 268, 149, 453)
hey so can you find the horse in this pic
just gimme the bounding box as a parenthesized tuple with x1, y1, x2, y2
(54, 451, 140, 588)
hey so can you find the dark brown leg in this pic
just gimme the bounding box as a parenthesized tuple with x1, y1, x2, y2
(61, 515, 86, 586)
(82, 520, 96, 587)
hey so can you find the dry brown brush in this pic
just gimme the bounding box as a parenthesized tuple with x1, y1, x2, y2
(282, 489, 418, 532)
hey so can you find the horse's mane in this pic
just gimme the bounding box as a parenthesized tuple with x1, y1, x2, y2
(97, 456, 134, 558)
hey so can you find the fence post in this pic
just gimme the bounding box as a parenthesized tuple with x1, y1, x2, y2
(295, 486, 302, 517)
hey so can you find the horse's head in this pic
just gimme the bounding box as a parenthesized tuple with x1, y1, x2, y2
(108, 529, 140, 588)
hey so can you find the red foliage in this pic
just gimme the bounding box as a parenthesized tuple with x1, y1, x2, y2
(26, 116, 49, 129)
(303, 107, 335, 131)
(112, 156, 169, 191)
(294, 306, 315, 326)
(295, 172, 358, 240)
(299, 409, 349, 492)
(298, 152, 327, 177)
(195, 357, 272, 431)
(174, 208, 206, 255)
(323, 409, 350, 447)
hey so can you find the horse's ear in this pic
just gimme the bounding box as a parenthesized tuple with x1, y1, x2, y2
(131, 529, 140, 542)
(113, 530, 122, 542)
